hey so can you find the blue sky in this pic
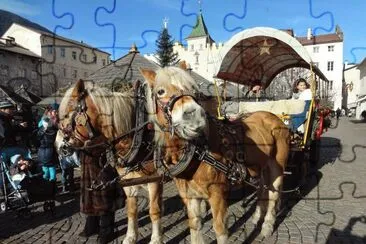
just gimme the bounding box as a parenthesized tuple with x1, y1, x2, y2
(1, 0, 365, 63)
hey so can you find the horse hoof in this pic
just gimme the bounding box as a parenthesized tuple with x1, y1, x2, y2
(260, 222, 274, 238)
(122, 236, 136, 244)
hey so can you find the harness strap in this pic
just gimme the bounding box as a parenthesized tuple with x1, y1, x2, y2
(124, 80, 150, 165)
(194, 148, 229, 174)
(155, 143, 196, 179)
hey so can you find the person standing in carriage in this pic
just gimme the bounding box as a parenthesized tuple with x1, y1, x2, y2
(245, 80, 266, 101)
(292, 78, 312, 100)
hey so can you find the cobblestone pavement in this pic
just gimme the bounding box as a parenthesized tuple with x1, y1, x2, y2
(0, 118, 365, 244)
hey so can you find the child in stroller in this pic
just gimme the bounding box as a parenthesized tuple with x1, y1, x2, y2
(0, 154, 56, 216)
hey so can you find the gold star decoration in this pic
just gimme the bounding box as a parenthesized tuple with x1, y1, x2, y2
(259, 39, 271, 55)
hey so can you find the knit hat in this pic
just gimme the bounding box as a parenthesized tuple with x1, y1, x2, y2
(0, 100, 15, 109)
(10, 154, 23, 165)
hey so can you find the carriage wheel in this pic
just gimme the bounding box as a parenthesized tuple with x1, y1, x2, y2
(290, 151, 308, 191)
(0, 202, 6, 212)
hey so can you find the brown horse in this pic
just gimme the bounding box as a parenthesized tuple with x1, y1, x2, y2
(140, 66, 290, 243)
(55, 79, 163, 244)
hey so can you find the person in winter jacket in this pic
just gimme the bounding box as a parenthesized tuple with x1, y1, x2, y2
(37, 117, 58, 181)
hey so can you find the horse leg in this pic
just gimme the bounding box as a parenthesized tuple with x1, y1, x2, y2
(147, 182, 163, 244)
(123, 186, 139, 244)
(251, 170, 267, 226)
(186, 198, 206, 244)
(261, 162, 283, 238)
(208, 191, 228, 244)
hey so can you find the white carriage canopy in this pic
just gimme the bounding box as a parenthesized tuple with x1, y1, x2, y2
(215, 27, 329, 88)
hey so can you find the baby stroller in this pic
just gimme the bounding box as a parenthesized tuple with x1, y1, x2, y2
(0, 154, 56, 218)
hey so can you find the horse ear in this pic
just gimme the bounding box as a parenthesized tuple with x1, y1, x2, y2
(179, 61, 187, 70)
(74, 79, 85, 94)
(139, 68, 156, 87)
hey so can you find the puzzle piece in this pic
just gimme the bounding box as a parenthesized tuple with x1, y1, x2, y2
(94, 0, 160, 62)
(178, 0, 197, 44)
(222, 0, 247, 33)
(308, 0, 334, 35)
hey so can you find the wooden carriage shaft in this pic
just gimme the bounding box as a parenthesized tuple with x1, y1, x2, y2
(118, 175, 163, 187)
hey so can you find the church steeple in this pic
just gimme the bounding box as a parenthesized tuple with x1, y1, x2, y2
(186, 3, 214, 44)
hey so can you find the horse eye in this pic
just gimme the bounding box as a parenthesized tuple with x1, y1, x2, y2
(157, 89, 165, 96)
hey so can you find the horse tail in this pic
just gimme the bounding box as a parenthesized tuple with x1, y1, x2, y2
(271, 125, 291, 171)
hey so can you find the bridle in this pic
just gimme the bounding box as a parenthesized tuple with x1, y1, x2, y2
(154, 92, 198, 135)
(59, 90, 101, 156)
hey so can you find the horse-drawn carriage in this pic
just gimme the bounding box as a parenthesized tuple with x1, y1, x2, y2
(55, 27, 331, 243)
(212, 27, 331, 184)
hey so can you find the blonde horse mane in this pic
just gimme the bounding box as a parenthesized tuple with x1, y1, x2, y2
(59, 82, 135, 136)
(154, 66, 198, 92)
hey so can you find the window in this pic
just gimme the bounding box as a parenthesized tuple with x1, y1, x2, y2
(327, 61, 334, 71)
(93, 56, 97, 63)
(199, 44, 203, 50)
(84, 72, 88, 78)
(313, 46, 319, 53)
(82, 54, 87, 62)
(102, 59, 106, 66)
(73, 70, 77, 78)
(190, 45, 194, 51)
(63, 68, 67, 77)
(48, 46, 53, 54)
(195, 55, 199, 64)
(72, 51, 77, 60)
(328, 45, 334, 52)
(60, 48, 65, 57)
(330, 80, 333, 90)
(31, 71, 37, 79)
(0, 65, 9, 76)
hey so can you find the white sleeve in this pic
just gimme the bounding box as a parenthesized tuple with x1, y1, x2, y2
(300, 89, 312, 100)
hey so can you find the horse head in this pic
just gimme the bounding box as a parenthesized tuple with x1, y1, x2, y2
(56, 79, 135, 156)
(141, 66, 207, 141)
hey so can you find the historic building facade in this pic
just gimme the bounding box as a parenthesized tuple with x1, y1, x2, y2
(344, 59, 366, 119)
(297, 26, 344, 109)
(2, 23, 111, 96)
(0, 36, 42, 95)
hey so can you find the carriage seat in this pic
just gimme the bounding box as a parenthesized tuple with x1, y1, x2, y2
(222, 99, 311, 131)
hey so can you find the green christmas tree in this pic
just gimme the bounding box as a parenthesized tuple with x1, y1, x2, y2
(156, 27, 178, 67)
